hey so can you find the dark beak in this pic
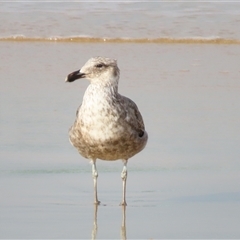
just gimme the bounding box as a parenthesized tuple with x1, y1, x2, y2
(65, 70, 86, 82)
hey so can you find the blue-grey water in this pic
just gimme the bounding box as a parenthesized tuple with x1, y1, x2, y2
(0, 2, 240, 239)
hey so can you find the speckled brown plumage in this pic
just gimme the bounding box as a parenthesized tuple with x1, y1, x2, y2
(69, 94, 147, 160)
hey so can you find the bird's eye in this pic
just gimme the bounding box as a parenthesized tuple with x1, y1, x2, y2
(96, 63, 104, 68)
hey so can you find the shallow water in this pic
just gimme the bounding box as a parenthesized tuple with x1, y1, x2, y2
(1, 2, 240, 238)
(1, 42, 240, 238)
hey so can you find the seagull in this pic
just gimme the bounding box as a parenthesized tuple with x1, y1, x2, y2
(65, 56, 148, 205)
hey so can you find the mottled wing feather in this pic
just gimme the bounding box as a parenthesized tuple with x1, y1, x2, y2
(69, 104, 82, 145)
(76, 104, 82, 116)
(121, 96, 145, 134)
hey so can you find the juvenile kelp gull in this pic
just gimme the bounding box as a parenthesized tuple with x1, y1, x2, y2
(65, 56, 148, 205)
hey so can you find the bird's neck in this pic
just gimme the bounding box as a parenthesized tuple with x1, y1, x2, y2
(90, 82, 118, 95)
(83, 82, 119, 104)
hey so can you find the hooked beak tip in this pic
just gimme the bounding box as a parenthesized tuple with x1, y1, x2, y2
(65, 69, 85, 83)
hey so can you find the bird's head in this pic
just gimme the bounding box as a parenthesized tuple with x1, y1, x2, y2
(65, 56, 120, 87)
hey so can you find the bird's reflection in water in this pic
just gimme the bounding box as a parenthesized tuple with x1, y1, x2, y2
(91, 205, 127, 240)
(121, 206, 127, 240)
(91, 204, 98, 240)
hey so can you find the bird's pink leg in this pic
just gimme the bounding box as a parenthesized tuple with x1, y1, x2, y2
(120, 159, 128, 206)
(91, 159, 100, 205)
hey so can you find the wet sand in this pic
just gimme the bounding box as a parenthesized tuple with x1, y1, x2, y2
(0, 42, 240, 238)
